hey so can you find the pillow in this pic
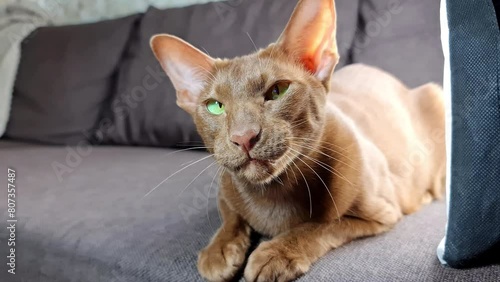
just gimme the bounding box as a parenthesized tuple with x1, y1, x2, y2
(438, 0, 500, 268)
(5, 15, 140, 145)
(97, 0, 360, 147)
(352, 0, 444, 87)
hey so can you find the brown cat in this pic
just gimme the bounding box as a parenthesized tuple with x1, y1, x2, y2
(151, 0, 446, 281)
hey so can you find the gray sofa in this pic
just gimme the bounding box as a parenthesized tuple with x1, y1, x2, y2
(1, 0, 500, 281)
(1, 141, 500, 281)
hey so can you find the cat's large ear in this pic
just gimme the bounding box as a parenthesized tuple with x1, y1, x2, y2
(150, 34, 215, 114)
(277, 0, 339, 86)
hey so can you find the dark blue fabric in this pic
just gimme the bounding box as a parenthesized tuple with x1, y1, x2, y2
(444, 0, 500, 268)
(494, 0, 500, 28)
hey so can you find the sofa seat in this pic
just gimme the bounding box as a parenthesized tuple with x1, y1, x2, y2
(1, 141, 499, 281)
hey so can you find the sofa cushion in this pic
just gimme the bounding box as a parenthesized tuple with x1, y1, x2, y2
(352, 0, 444, 87)
(98, 0, 360, 147)
(439, 0, 500, 268)
(1, 141, 500, 281)
(6, 15, 140, 145)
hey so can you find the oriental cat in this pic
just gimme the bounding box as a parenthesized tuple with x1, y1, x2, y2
(150, 0, 446, 281)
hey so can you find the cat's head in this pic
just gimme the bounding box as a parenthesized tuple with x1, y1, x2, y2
(151, 0, 339, 184)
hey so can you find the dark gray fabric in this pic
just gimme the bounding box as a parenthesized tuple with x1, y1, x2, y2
(494, 0, 500, 28)
(1, 141, 499, 281)
(6, 15, 140, 145)
(443, 0, 500, 268)
(98, 0, 360, 147)
(352, 0, 444, 87)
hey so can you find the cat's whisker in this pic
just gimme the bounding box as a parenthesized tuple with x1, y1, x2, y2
(290, 142, 360, 173)
(175, 140, 206, 144)
(201, 47, 212, 56)
(288, 146, 335, 172)
(199, 47, 220, 79)
(288, 147, 354, 186)
(162, 146, 211, 157)
(292, 151, 341, 222)
(143, 154, 214, 198)
(289, 120, 309, 130)
(246, 32, 264, 70)
(289, 136, 353, 152)
(291, 146, 355, 186)
(193, 63, 215, 78)
(192, 61, 217, 83)
(177, 161, 218, 198)
(217, 167, 226, 233)
(283, 152, 299, 184)
(291, 158, 313, 218)
(287, 137, 352, 158)
(207, 165, 223, 232)
(193, 68, 216, 84)
(282, 158, 290, 181)
(201, 47, 219, 69)
(286, 137, 359, 168)
(285, 156, 293, 181)
(345, 207, 359, 217)
(265, 44, 279, 70)
(201, 47, 224, 81)
(198, 72, 216, 84)
(174, 144, 210, 148)
(274, 174, 284, 186)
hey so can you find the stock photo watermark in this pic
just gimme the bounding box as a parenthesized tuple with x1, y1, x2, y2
(213, 0, 244, 21)
(343, 0, 404, 54)
(177, 166, 220, 225)
(211, 0, 404, 55)
(6, 168, 17, 275)
(51, 65, 168, 182)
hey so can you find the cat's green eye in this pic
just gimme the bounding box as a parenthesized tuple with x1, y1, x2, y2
(206, 99, 225, 115)
(265, 81, 290, 101)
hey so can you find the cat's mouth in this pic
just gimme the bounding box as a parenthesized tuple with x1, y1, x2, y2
(221, 141, 293, 184)
(232, 151, 292, 184)
(237, 157, 274, 170)
(234, 158, 276, 184)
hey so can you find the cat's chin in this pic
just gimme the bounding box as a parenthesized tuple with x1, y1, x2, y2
(235, 159, 275, 184)
(234, 155, 291, 185)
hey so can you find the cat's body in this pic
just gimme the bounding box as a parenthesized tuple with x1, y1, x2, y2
(221, 63, 445, 239)
(327, 64, 445, 215)
(151, 0, 445, 281)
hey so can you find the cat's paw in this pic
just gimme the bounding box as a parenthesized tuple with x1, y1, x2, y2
(244, 241, 310, 282)
(197, 238, 248, 282)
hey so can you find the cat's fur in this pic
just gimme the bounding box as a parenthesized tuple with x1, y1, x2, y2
(151, 0, 446, 281)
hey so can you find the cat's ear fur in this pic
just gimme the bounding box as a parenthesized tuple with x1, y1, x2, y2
(150, 34, 215, 114)
(277, 0, 339, 86)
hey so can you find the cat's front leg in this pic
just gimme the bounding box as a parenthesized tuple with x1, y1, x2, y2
(198, 198, 251, 282)
(244, 218, 392, 282)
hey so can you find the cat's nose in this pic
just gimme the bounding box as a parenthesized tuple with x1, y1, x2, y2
(230, 127, 261, 153)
